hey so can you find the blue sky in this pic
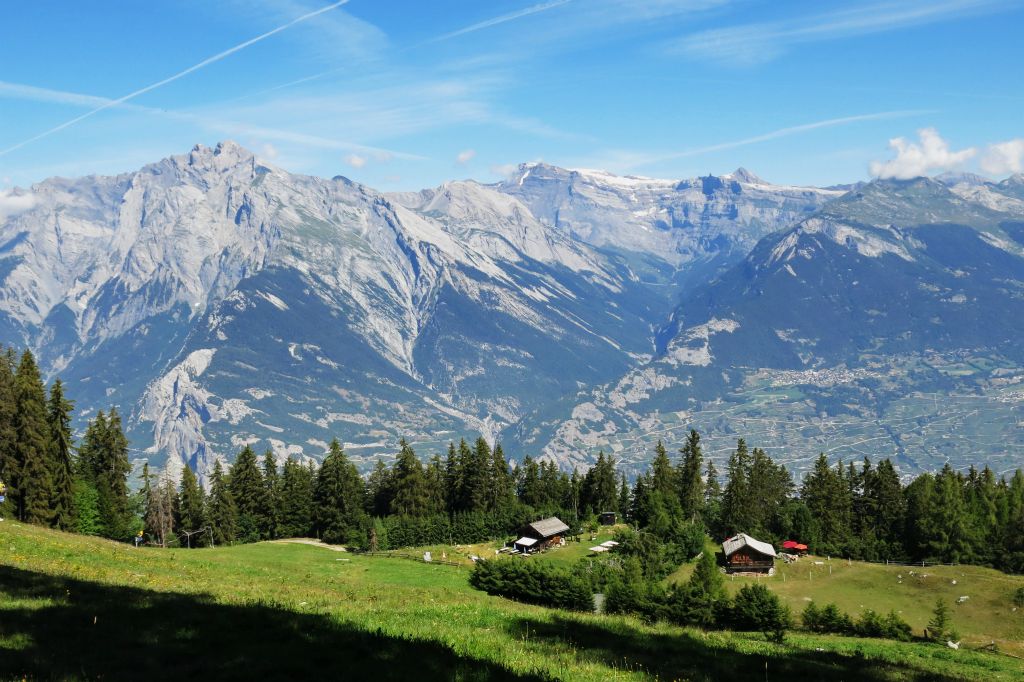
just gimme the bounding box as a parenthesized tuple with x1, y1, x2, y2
(1, 0, 1023, 191)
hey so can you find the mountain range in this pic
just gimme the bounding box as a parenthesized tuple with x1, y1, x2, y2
(1, 141, 1021, 481)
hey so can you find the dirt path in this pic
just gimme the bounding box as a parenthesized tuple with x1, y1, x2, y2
(270, 538, 348, 552)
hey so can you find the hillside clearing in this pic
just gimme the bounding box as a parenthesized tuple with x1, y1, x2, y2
(2, 522, 1022, 681)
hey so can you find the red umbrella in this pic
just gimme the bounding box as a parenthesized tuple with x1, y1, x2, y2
(782, 540, 799, 549)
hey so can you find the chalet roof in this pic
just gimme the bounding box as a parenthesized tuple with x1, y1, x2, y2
(723, 533, 776, 559)
(526, 517, 570, 538)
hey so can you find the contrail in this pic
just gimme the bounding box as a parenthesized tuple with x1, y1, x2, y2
(621, 110, 933, 169)
(418, 0, 572, 46)
(234, 0, 574, 101)
(0, 0, 350, 157)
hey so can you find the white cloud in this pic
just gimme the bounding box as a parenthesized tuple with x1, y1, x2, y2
(869, 128, 975, 180)
(0, 189, 36, 221)
(456, 149, 477, 165)
(260, 143, 279, 160)
(981, 139, 1024, 176)
(345, 153, 367, 169)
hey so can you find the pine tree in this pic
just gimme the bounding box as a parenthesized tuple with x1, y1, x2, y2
(142, 464, 176, 547)
(721, 439, 752, 535)
(801, 454, 851, 554)
(927, 598, 953, 642)
(518, 455, 543, 507)
(0, 348, 19, 521)
(424, 454, 447, 515)
(229, 445, 267, 542)
(650, 440, 676, 499)
(487, 443, 515, 513)
(617, 474, 630, 517)
(685, 549, 729, 627)
(13, 350, 54, 525)
(177, 465, 206, 547)
(92, 408, 133, 540)
(677, 429, 704, 522)
(47, 379, 76, 530)
(207, 460, 238, 545)
(365, 458, 394, 517)
(72, 478, 102, 535)
(262, 451, 280, 540)
(278, 456, 314, 537)
(581, 451, 618, 515)
(704, 458, 722, 535)
(443, 442, 462, 513)
(390, 439, 431, 516)
(314, 439, 368, 544)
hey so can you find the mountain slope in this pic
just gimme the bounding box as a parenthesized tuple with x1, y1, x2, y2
(0, 144, 686, 478)
(529, 178, 1024, 476)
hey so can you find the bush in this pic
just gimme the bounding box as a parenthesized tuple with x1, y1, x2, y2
(470, 559, 592, 611)
(732, 584, 791, 643)
(1013, 587, 1024, 608)
(802, 602, 854, 634)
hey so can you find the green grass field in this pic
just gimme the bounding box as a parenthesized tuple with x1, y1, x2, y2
(2, 521, 1023, 681)
(667, 553, 1024, 656)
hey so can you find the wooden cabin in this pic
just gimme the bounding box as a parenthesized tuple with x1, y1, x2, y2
(599, 511, 617, 526)
(722, 533, 777, 574)
(513, 516, 570, 554)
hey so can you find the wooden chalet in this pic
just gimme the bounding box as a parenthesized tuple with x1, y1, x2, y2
(513, 516, 570, 554)
(722, 533, 777, 574)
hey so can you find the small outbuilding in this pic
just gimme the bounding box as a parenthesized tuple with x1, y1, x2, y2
(514, 516, 570, 554)
(723, 533, 777, 574)
(599, 511, 617, 526)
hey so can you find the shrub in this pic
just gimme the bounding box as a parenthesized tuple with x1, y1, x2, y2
(803, 602, 855, 634)
(1013, 587, 1024, 608)
(732, 583, 791, 643)
(470, 559, 592, 611)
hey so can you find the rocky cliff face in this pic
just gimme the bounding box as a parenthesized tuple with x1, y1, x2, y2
(6, 142, 1017, 481)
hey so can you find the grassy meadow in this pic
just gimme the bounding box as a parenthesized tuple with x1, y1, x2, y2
(2, 520, 1023, 681)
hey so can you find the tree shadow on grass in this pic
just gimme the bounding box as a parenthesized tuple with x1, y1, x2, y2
(507, 614, 965, 682)
(0, 566, 542, 681)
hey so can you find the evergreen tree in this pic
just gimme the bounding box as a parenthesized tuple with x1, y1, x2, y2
(177, 465, 206, 547)
(314, 439, 368, 544)
(487, 443, 515, 513)
(927, 465, 972, 563)
(927, 598, 955, 642)
(677, 429, 704, 522)
(278, 456, 314, 537)
(721, 439, 752, 535)
(443, 442, 462, 513)
(801, 454, 851, 554)
(684, 549, 729, 627)
(0, 348, 17, 520)
(518, 455, 543, 507)
(207, 460, 238, 545)
(391, 440, 432, 516)
(262, 451, 280, 540)
(87, 408, 133, 540)
(229, 445, 268, 543)
(703, 458, 722, 535)
(747, 447, 792, 538)
(424, 454, 447, 515)
(365, 458, 394, 517)
(617, 474, 631, 518)
(13, 350, 53, 524)
(47, 379, 76, 530)
(72, 478, 102, 535)
(143, 464, 177, 547)
(581, 451, 618, 515)
(650, 440, 676, 499)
